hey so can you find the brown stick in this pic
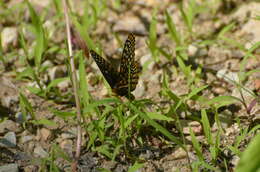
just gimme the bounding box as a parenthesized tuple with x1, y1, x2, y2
(62, 0, 82, 171)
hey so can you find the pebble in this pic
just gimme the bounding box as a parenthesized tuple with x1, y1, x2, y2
(231, 50, 244, 59)
(216, 69, 239, 83)
(183, 121, 202, 135)
(188, 44, 198, 57)
(41, 60, 53, 69)
(0, 120, 18, 134)
(20, 135, 34, 144)
(140, 54, 155, 71)
(102, 161, 117, 171)
(34, 146, 49, 158)
(60, 139, 73, 155)
(30, 0, 51, 7)
(0, 163, 18, 172)
(15, 112, 31, 124)
(48, 66, 66, 80)
(231, 155, 240, 167)
(1, 27, 18, 51)
(213, 87, 226, 95)
(61, 128, 77, 139)
(0, 132, 16, 148)
(113, 16, 146, 35)
(40, 128, 51, 141)
(171, 147, 187, 160)
(254, 79, 260, 91)
(139, 149, 153, 160)
(0, 77, 19, 108)
(57, 79, 70, 92)
(133, 80, 145, 98)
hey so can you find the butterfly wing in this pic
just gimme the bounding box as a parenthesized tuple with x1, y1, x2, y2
(119, 33, 135, 75)
(117, 33, 141, 94)
(90, 50, 118, 89)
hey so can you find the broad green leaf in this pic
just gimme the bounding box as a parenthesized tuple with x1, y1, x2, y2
(236, 133, 260, 172)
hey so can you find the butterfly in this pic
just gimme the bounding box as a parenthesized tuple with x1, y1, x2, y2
(90, 33, 141, 99)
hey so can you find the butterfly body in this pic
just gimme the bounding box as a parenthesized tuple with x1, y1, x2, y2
(90, 34, 141, 99)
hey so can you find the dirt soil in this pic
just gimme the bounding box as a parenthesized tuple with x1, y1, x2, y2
(0, 0, 260, 172)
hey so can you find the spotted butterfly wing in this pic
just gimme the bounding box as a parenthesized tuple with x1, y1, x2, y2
(113, 33, 141, 96)
(90, 33, 141, 99)
(90, 50, 118, 89)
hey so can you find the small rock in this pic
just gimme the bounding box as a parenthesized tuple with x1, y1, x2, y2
(113, 15, 146, 35)
(40, 128, 51, 141)
(20, 135, 34, 144)
(30, 0, 51, 7)
(254, 79, 260, 92)
(100, 85, 109, 97)
(213, 87, 226, 95)
(188, 44, 198, 57)
(133, 80, 145, 98)
(61, 128, 77, 139)
(255, 47, 260, 54)
(0, 163, 18, 172)
(231, 155, 240, 167)
(216, 69, 227, 79)
(0, 132, 16, 148)
(139, 149, 153, 160)
(232, 86, 252, 101)
(79, 152, 98, 171)
(15, 112, 24, 123)
(172, 147, 187, 159)
(15, 112, 31, 124)
(48, 66, 66, 80)
(231, 50, 244, 59)
(140, 54, 155, 71)
(23, 165, 38, 172)
(102, 161, 117, 171)
(1, 27, 18, 51)
(130, 0, 163, 7)
(34, 146, 49, 158)
(60, 139, 73, 155)
(216, 69, 239, 83)
(225, 124, 239, 136)
(197, 48, 208, 57)
(0, 77, 19, 109)
(150, 70, 162, 83)
(245, 42, 252, 50)
(183, 121, 202, 135)
(57, 79, 70, 92)
(233, 3, 260, 46)
(41, 60, 53, 69)
(14, 152, 31, 164)
(60, 139, 73, 150)
(0, 120, 18, 133)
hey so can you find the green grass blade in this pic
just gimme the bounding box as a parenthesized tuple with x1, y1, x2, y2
(201, 109, 212, 145)
(165, 10, 181, 45)
(46, 77, 69, 93)
(129, 103, 185, 149)
(79, 52, 90, 105)
(19, 92, 36, 120)
(26, 0, 46, 68)
(236, 133, 260, 172)
(190, 127, 204, 161)
(128, 162, 144, 172)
